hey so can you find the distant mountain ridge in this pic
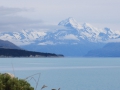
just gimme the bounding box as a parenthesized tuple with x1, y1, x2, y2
(85, 42, 120, 57)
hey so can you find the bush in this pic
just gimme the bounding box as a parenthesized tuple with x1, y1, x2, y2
(0, 73, 34, 90)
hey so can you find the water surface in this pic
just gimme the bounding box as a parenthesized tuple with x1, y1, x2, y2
(0, 58, 120, 90)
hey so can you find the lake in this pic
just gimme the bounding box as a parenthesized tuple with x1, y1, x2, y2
(0, 58, 120, 90)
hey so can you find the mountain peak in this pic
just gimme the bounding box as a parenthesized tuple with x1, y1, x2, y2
(58, 17, 76, 26)
(58, 17, 82, 29)
(67, 17, 76, 23)
(67, 17, 75, 21)
(82, 23, 93, 28)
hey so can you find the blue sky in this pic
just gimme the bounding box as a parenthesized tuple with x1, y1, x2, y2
(0, 0, 120, 31)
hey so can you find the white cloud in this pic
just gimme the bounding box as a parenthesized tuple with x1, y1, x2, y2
(0, 6, 67, 32)
(107, 38, 120, 43)
(60, 34, 79, 40)
(0, 6, 28, 16)
(38, 41, 55, 45)
(0, 16, 42, 32)
(0, 6, 42, 32)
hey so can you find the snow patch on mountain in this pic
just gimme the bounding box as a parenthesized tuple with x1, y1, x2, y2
(0, 29, 47, 45)
(58, 17, 83, 30)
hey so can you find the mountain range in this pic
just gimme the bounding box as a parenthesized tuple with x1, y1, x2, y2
(0, 17, 120, 57)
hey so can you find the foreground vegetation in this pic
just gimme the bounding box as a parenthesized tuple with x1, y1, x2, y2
(0, 73, 34, 90)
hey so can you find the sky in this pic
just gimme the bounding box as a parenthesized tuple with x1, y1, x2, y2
(0, 0, 120, 32)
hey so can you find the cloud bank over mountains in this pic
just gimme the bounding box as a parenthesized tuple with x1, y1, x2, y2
(0, 6, 66, 32)
(0, 6, 44, 32)
(0, 0, 120, 31)
(0, 6, 28, 16)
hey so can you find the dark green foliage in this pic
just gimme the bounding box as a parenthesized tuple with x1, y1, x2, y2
(0, 48, 63, 57)
(0, 73, 34, 90)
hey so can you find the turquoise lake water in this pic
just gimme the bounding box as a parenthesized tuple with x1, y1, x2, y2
(0, 58, 120, 90)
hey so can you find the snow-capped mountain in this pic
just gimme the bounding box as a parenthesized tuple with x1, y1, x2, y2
(1, 17, 120, 56)
(0, 17, 120, 46)
(0, 30, 47, 45)
(58, 17, 83, 29)
(58, 17, 120, 42)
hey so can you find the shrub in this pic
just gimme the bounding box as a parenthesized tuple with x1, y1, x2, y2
(0, 73, 34, 90)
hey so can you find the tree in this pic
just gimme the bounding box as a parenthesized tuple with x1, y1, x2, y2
(0, 73, 34, 90)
